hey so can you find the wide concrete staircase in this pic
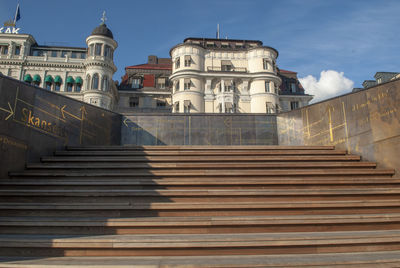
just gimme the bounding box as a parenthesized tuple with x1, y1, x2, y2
(1, 145, 400, 267)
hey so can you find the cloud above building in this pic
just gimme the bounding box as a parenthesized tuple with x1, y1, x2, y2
(299, 70, 354, 103)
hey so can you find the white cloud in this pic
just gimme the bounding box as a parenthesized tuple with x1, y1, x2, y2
(299, 70, 354, 103)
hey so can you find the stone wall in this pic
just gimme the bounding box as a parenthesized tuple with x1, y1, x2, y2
(122, 114, 277, 145)
(278, 78, 400, 178)
(0, 75, 121, 178)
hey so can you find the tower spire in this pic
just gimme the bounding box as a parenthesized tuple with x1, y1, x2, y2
(100, 11, 107, 25)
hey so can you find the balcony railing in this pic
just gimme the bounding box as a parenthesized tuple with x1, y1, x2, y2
(207, 66, 247, 73)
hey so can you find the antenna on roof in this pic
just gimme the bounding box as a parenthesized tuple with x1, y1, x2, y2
(216, 24, 220, 39)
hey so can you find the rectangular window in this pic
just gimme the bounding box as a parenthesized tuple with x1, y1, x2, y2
(71, 52, 77, 58)
(175, 101, 179, 112)
(14, 46, 20, 55)
(129, 97, 139, 107)
(175, 57, 180, 69)
(51, 51, 58, 57)
(1, 45, 8, 55)
(265, 81, 270, 92)
(290, 101, 299, 110)
(184, 100, 191, 113)
(184, 79, 191, 90)
(157, 100, 166, 108)
(95, 43, 102, 56)
(32, 50, 43, 56)
(80, 53, 86, 59)
(291, 83, 296, 93)
(184, 55, 191, 67)
(158, 78, 166, 89)
(89, 44, 94, 56)
(131, 78, 141, 89)
(221, 60, 232, 71)
(263, 59, 270, 70)
(55, 83, 61, 92)
(66, 83, 73, 92)
(175, 81, 180, 91)
(206, 42, 215, 48)
(104, 45, 111, 58)
(61, 51, 68, 58)
(221, 42, 229, 49)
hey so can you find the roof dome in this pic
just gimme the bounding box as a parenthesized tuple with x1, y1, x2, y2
(91, 23, 114, 39)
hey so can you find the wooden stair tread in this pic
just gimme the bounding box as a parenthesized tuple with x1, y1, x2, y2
(26, 162, 377, 169)
(41, 155, 362, 162)
(66, 145, 336, 151)
(9, 168, 395, 177)
(54, 150, 348, 156)
(2, 230, 400, 247)
(1, 200, 400, 209)
(1, 188, 400, 196)
(1, 251, 400, 267)
(2, 213, 400, 226)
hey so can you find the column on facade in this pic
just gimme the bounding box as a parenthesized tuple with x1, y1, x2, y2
(220, 79, 225, 113)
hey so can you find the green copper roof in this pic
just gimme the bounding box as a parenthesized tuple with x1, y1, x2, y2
(23, 74, 32, 82)
(44, 75, 53, 83)
(33, 74, 41, 82)
(75, 76, 83, 84)
(54, 75, 62, 84)
(66, 76, 75, 84)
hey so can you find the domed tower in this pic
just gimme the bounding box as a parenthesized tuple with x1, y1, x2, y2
(83, 12, 118, 110)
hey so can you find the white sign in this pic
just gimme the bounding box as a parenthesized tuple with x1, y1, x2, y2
(0, 27, 20, 34)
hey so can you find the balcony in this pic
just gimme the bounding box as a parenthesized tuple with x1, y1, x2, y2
(207, 66, 247, 73)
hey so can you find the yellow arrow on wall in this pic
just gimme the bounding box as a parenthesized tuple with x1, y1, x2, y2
(0, 102, 14, 120)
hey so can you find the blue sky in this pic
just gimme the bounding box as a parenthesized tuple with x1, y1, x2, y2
(1, 0, 399, 101)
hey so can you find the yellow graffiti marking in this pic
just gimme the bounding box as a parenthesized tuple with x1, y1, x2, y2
(0, 102, 14, 120)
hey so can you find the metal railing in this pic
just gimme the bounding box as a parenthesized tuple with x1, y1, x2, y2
(207, 66, 247, 73)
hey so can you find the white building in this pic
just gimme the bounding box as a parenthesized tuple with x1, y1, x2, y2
(0, 19, 118, 110)
(170, 38, 312, 113)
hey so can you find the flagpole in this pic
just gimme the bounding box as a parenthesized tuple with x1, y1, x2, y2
(13, 3, 20, 26)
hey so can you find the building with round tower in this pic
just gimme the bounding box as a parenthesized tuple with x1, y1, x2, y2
(169, 37, 312, 113)
(0, 13, 118, 110)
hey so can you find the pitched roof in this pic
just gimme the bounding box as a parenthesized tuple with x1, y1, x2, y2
(126, 63, 172, 70)
(279, 69, 297, 74)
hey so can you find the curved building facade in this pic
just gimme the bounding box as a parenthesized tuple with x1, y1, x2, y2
(0, 18, 118, 110)
(170, 38, 284, 113)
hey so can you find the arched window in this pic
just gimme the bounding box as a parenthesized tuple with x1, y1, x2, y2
(86, 74, 91, 90)
(54, 76, 62, 92)
(101, 76, 109, 91)
(75, 76, 83, 92)
(92, 74, 99, 90)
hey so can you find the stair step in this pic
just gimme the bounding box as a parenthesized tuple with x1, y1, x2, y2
(2, 176, 398, 184)
(2, 213, 400, 227)
(1, 188, 400, 196)
(1, 200, 400, 210)
(0, 230, 400, 256)
(54, 149, 348, 156)
(41, 155, 362, 162)
(26, 162, 377, 169)
(66, 145, 337, 151)
(1, 251, 400, 267)
(9, 168, 395, 177)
